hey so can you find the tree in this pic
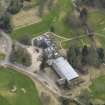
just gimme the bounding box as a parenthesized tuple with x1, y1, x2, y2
(81, 45, 89, 65)
(97, 48, 104, 63)
(67, 42, 80, 68)
(49, 26, 55, 33)
(75, 0, 94, 7)
(82, 45, 89, 56)
(65, 14, 82, 36)
(59, 96, 70, 105)
(40, 54, 47, 71)
(80, 7, 88, 25)
(10, 45, 32, 67)
(36, 0, 55, 16)
(100, 0, 105, 8)
(19, 34, 31, 45)
(47, 0, 55, 11)
(75, 0, 105, 9)
(88, 47, 99, 67)
(65, 15, 81, 30)
(7, 0, 23, 15)
(0, 12, 12, 33)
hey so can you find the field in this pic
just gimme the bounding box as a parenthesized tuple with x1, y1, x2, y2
(0, 68, 42, 105)
(90, 75, 105, 101)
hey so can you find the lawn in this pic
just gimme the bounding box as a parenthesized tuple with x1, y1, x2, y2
(90, 75, 105, 101)
(89, 10, 105, 34)
(0, 68, 42, 105)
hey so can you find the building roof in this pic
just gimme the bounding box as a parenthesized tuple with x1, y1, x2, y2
(52, 57, 79, 81)
(33, 35, 53, 49)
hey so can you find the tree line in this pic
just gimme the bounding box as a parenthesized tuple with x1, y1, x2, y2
(67, 42, 104, 73)
(0, 0, 24, 33)
(75, 0, 105, 9)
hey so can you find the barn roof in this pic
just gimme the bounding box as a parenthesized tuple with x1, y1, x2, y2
(52, 57, 79, 81)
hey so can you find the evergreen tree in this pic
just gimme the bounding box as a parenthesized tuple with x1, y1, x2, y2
(81, 45, 89, 65)
(0, 12, 12, 33)
(67, 42, 80, 68)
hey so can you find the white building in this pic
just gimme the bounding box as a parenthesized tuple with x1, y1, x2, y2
(52, 57, 79, 82)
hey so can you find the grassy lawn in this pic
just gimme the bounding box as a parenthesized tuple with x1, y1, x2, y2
(0, 68, 42, 105)
(89, 10, 105, 33)
(89, 10, 105, 48)
(90, 75, 105, 100)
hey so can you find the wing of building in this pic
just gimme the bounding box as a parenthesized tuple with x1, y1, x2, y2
(52, 57, 79, 81)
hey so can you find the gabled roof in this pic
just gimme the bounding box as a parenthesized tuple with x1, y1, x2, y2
(52, 57, 79, 81)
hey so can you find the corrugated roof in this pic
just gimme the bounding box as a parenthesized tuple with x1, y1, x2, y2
(52, 57, 79, 81)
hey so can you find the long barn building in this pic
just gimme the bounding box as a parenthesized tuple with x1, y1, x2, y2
(52, 57, 79, 83)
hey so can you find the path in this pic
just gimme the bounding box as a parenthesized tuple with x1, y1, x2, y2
(60, 35, 86, 49)
(31, 32, 86, 49)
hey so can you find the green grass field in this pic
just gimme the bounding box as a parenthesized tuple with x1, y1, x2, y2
(0, 68, 42, 105)
(90, 75, 105, 101)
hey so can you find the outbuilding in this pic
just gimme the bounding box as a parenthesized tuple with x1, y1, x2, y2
(52, 57, 79, 83)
